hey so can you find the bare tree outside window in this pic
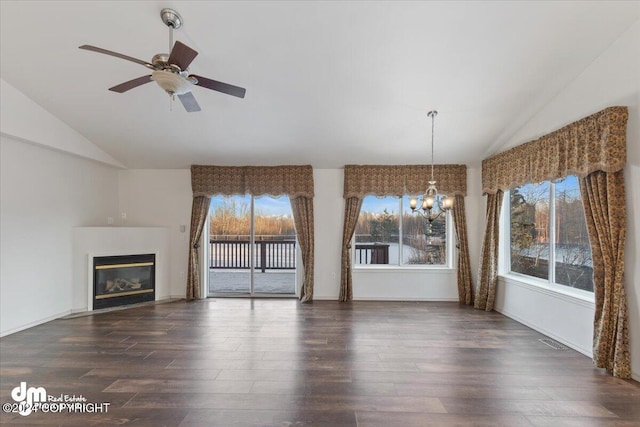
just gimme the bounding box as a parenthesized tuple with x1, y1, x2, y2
(354, 195, 447, 266)
(509, 176, 593, 292)
(510, 182, 550, 280)
(553, 176, 593, 291)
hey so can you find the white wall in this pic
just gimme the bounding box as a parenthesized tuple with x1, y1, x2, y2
(466, 166, 484, 288)
(117, 170, 193, 298)
(312, 169, 345, 299)
(0, 81, 121, 336)
(0, 136, 118, 335)
(492, 20, 640, 379)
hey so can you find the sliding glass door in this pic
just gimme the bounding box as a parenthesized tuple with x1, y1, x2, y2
(207, 195, 297, 296)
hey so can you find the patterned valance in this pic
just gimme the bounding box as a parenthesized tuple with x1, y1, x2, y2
(482, 106, 628, 194)
(191, 165, 314, 198)
(343, 164, 467, 198)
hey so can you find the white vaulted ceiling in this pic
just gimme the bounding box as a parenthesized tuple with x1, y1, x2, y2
(1, 1, 638, 169)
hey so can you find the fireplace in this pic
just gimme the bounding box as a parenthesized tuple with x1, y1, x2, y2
(93, 254, 155, 310)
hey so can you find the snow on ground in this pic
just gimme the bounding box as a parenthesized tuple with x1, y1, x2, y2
(209, 269, 295, 294)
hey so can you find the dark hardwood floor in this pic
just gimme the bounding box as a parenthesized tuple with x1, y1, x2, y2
(1, 299, 639, 426)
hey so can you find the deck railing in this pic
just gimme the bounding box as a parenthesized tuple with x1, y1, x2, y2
(355, 243, 390, 265)
(209, 239, 296, 272)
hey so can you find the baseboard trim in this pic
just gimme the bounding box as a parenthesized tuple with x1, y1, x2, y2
(0, 309, 71, 337)
(496, 305, 593, 358)
(307, 296, 460, 302)
(63, 298, 182, 319)
(353, 297, 459, 302)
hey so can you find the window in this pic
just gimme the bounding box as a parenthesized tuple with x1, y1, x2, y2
(507, 175, 593, 292)
(354, 195, 450, 267)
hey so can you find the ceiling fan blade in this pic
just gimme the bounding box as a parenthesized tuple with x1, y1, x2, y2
(178, 92, 201, 112)
(79, 45, 155, 69)
(168, 41, 198, 70)
(191, 74, 246, 98)
(108, 75, 153, 93)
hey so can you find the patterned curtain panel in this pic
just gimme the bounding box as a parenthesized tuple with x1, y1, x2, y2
(580, 170, 630, 379)
(186, 196, 211, 301)
(339, 197, 363, 302)
(191, 165, 314, 198)
(290, 196, 315, 303)
(404, 165, 467, 196)
(453, 195, 473, 305)
(475, 191, 503, 311)
(344, 164, 467, 197)
(482, 106, 627, 195)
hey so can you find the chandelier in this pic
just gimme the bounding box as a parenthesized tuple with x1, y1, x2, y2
(409, 110, 454, 234)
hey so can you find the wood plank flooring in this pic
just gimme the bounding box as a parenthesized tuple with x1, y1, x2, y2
(1, 299, 639, 426)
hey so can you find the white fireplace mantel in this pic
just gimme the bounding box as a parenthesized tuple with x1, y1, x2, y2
(73, 227, 170, 312)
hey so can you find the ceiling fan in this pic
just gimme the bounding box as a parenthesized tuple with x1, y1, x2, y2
(79, 8, 246, 112)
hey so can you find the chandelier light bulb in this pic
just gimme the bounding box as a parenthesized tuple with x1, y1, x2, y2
(424, 196, 435, 210)
(442, 197, 454, 210)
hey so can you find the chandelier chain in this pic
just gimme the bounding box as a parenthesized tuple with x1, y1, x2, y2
(430, 111, 435, 182)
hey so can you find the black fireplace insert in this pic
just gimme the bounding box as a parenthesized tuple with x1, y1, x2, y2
(93, 254, 155, 310)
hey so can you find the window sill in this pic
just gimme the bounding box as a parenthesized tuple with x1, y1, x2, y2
(499, 273, 595, 307)
(354, 266, 455, 273)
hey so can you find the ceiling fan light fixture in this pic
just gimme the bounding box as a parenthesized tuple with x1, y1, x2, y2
(151, 70, 192, 95)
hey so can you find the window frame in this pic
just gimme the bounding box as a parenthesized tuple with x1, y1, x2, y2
(501, 178, 594, 301)
(352, 195, 455, 270)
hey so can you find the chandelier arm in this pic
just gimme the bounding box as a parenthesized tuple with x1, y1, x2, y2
(412, 209, 429, 219)
(412, 206, 444, 221)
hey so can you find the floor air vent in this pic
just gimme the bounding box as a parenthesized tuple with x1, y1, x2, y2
(539, 338, 568, 350)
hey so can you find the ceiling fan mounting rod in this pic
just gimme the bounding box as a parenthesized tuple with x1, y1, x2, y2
(161, 8, 182, 52)
(169, 26, 173, 54)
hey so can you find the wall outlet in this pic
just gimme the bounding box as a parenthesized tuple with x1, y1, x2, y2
(180, 225, 186, 233)
(107, 216, 114, 225)
(120, 212, 127, 220)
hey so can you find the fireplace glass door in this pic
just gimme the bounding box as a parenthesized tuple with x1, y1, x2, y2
(207, 195, 297, 296)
